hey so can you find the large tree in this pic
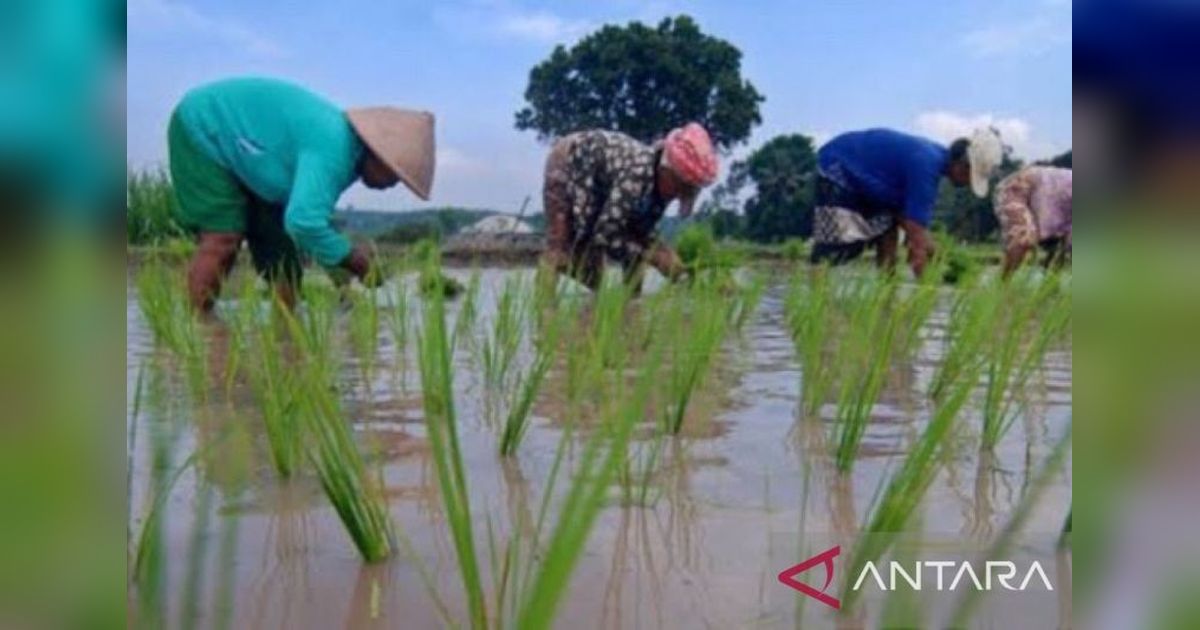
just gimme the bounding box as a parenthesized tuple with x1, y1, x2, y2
(742, 134, 818, 242)
(514, 16, 764, 150)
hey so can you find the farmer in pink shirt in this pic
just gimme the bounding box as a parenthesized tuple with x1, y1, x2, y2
(993, 166, 1072, 276)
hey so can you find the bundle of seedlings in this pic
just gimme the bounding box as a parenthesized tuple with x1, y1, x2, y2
(928, 273, 1006, 402)
(980, 270, 1072, 449)
(839, 355, 984, 610)
(661, 280, 735, 435)
(280, 287, 395, 562)
(785, 267, 837, 417)
(415, 256, 488, 628)
(347, 285, 382, 387)
(828, 273, 904, 471)
(135, 262, 210, 403)
(480, 274, 529, 390)
(500, 294, 571, 457)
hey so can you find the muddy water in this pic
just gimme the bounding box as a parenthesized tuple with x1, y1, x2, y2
(127, 267, 1072, 629)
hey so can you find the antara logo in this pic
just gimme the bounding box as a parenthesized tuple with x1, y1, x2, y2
(778, 545, 842, 609)
(778, 546, 1054, 610)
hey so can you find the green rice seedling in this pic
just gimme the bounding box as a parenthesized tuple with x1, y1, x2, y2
(480, 274, 529, 389)
(929, 274, 1005, 402)
(244, 305, 301, 477)
(386, 283, 411, 373)
(514, 318, 666, 630)
(980, 271, 1071, 448)
(785, 266, 837, 417)
(500, 298, 569, 457)
(454, 269, 483, 349)
(730, 271, 768, 331)
(839, 355, 984, 610)
(278, 294, 394, 562)
(347, 286, 381, 385)
(829, 273, 905, 471)
(662, 281, 733, 434)
(415, 254, 488, 628)
(135, 262, 180, 349)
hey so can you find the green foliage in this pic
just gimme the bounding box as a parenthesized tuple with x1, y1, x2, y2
(660, 281, 735, 434)
(415, 253, 488, 628)
(780, 238, 807, 262)
(742, 134, 818, 242)
(128, 169, 185, 246)
(980, 271, 1071, 448)
(280, 288, 395, 562)
(514, 15, 763, 150)
(841, 354, 984, 610)
(674, 223, 717, 267)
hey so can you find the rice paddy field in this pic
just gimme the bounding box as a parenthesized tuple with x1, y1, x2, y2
(125, 253, 1071, 629)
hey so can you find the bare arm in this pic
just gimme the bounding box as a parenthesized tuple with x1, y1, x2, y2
(898, 217, 935, 278)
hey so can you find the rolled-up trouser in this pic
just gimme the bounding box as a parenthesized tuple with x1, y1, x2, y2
(810, 169, 895, 265)
(168, 110, 302, 288)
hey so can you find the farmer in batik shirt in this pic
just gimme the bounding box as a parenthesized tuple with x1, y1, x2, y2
(993, 166, 1072, 276)
(811, 128, 1004, 278)
(541, 123, 719, 289)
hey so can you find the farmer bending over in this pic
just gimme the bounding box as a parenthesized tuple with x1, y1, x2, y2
(169, 77, 435, 312)
(811, 128, 1003, 277)
(542, 123, 719, 290)
(992, 165, 1072, 276)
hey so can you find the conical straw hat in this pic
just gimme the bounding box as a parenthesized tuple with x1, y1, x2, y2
(346, 107, 436, 200)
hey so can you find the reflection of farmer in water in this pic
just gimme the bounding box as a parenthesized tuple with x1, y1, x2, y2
(541, 123, 720, 289)
(992, 165, 1072, 277)
(811, 128, 1004, 278)
(168, 77, 436, 312)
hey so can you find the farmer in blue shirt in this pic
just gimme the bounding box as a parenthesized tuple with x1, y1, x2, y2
(811, 128, 1002, 277)
(168, 77, 436, 312)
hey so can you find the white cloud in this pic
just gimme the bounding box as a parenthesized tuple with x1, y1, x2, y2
(129, 0, 287, 58)
(497, 11, 593, 44)
(913, 110, 1059, 159)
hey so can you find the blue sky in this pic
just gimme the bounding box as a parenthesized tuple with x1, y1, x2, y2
(127, 0, 1073, 213)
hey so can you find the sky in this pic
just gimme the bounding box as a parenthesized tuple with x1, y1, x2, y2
(127, 0, 1073, 213)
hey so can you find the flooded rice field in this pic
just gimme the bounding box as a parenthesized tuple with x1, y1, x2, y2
(126, 265, 1072, 629)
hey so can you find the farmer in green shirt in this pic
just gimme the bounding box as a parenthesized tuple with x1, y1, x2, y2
(168, 77, 435, 312)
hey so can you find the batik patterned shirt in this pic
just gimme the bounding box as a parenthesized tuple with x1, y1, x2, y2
(558, 130, 666, 266)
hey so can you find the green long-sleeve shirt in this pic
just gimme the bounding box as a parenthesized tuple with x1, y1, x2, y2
(175, 77, 362, 267)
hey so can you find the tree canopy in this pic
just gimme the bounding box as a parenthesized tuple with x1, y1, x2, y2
(741, 134, 818, 242)
(514, 16, 764, 150)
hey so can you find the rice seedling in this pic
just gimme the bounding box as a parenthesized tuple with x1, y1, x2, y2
(454, 268, 483, 348)
(415, 254, 488, 627)
(347, 285, 382, 391)
(386, 282, 411, 374)
(661, 281, 733, 434)
(839, 353, 984, 610)
(928, 273, 1005, 403)
(514, 317, 665, 630)
(980, 271, 1071, 449)
(829, 273, 903, 471)
(730, 271, 768, 331)
(243, 305, 301, 477)
(480, 274, 529, 389)
(499, 296, 569, 457)
(785, 266, 837, 418)
(280, 294, 395, 562)
(134, 261, 210, 402)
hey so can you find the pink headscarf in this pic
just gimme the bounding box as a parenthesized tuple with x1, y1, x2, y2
(663, 122, 718, 187)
